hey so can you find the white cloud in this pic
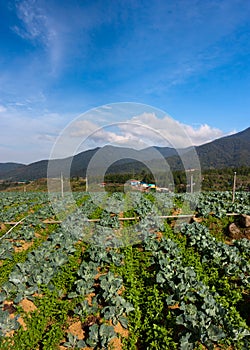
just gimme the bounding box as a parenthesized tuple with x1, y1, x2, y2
(70, 120, 99, 138)
(69, 120, 140, 149)
(68, 112, 230, 151)
(182, 124, 225, 145)
(0, 101, 233, 163)
(14, 1, 51, 43)
(121, 113, 230, 148)
(92, 128, 135, 145)
(36, 133, 57, 142)
(0, 105, 6, 113)
(0, 107, 66, 163)
(121, 113, 193, 148)
(12, 0, 63, 73)
(100, 105, 113, 110)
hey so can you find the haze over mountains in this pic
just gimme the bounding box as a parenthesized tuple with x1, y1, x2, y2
(0, 127, 249, 181)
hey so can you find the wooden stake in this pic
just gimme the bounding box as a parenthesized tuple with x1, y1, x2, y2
(85, 176, 88, 192)
(61, 173, 64, 198)
(190, 174, 194, 194)
(232, 172, 237, 203)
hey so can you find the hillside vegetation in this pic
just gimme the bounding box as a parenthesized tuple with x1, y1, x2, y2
(0, 127, 249, 182)
(0, 166, 249, 193)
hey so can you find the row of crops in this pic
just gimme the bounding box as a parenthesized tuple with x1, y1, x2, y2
(1, 190, 250, 219)
(0, 190, 249, 349)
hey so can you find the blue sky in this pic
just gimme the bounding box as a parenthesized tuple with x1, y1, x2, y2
(0, 0, 249, 163)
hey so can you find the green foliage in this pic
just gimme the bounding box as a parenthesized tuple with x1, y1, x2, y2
(0, 309, 20, 336)
(0, 242, 13, 260)
(63, 332, 86, 349)
(0, 191, 250, 349)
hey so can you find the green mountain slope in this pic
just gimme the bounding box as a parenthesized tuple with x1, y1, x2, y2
(0, 162, 24, 177)
(0, 127, 249, 181)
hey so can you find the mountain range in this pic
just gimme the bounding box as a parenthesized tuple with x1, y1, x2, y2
(0, 127, 249, 181)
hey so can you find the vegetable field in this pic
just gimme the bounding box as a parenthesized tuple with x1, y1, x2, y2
(0, 191, 249, 349)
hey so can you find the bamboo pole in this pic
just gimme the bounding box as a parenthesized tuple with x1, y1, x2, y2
(0, 216, 27, 240)
(0, 212, 241, 226)
(61, 173, 64, 198)
(232, 172, 237, 203)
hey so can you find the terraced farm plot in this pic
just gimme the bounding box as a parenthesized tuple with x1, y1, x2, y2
(0, 191, 249, 349)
